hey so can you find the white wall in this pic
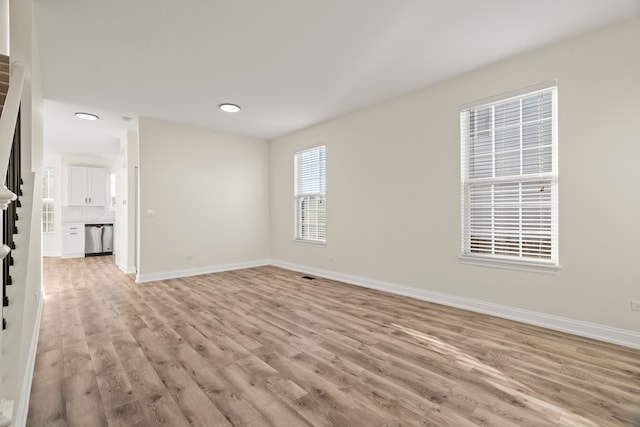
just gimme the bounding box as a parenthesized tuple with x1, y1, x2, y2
(1, 0, 44, 423)
(115, 130, 138, 273)
(0, 0, 8, 55)
(137, 117, 270, 281)
(270, 18, 640, 334)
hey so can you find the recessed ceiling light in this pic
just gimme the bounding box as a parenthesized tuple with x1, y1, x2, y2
(219, 103, 241, 113)
(75, 112, 99, 120)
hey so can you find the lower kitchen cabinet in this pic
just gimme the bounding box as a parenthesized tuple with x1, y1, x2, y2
(62, 223, 85, 258)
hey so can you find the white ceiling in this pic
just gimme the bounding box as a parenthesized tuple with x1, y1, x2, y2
(34, 0, 640, 159)
(42, 100, 137, 159)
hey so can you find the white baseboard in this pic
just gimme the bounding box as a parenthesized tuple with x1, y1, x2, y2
(270, 260, 640, 350)
(41, 251, 60, 258)
(61, 253, 84, 259)
(118, 264, 136, 275)
(136, 259, 271, 283)
(14, 289, 45, 427)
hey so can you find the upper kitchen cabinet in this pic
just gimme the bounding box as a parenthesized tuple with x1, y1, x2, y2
(69, 166, 108, 206)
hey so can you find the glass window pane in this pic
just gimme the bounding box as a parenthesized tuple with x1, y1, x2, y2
(523, 120, 552, 149)
(470, 131, 492, 156)
(461, 87, 557, 265)
(470, 154, 493, 178)
(495, 126, 520, 153)
(42, 169, 55, 232)
(295, 147, 326, 242)
(523, 146, 552, 174)
(494, 99, 520, 129)
(495, 150, 520, 176)
(470, 107, 492, 133)
(522, 91, 552, 122)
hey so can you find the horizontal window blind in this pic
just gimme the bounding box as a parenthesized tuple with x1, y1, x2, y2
(461, 86, 558, 265)
(42, 167, 55, 233)
(295, 146, 326, 242)
(42, 201, 54, 233)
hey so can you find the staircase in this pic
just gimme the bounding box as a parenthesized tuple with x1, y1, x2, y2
(0, 53, 27, 427)
(2, 108, 20, 331)
(0, 54, 11, 335)
(0, 55, 8, 116)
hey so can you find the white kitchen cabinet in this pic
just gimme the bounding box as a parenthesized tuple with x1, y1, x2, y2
(69, 166, 107, 206)
(62, 223, 85, 258)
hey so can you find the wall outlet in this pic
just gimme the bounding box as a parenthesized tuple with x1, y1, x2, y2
(631, 300, 640, 311)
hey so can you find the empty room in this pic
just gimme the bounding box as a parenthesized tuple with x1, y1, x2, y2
(1, 0, 639, 426)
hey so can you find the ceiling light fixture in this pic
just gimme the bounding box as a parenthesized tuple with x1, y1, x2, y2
(219, 103, 241, 113)
(75, 112, 99, 120)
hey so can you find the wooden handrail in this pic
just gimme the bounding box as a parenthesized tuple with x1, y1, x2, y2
(0, 61, 24, 186)
(0, 62, 23, 209)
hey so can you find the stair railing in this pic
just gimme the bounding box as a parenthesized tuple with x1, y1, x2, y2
(0, 61, 23, 207)
(0, 60, 24, 424)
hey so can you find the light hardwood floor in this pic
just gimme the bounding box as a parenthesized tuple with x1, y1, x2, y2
(27, 256, 640, 426)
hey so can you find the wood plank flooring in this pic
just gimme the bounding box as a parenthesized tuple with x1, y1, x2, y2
(27, 256, 640, 426)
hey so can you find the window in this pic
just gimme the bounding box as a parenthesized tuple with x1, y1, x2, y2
(294, 145, 326, 243)
(460, 83, 558, 270)
(42, 167, 55, 233)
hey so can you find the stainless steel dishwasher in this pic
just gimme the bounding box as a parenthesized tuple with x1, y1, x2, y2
(85, 224, 114, 256)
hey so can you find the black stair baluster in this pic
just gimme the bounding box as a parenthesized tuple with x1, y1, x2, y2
(2, 108, 20, 330)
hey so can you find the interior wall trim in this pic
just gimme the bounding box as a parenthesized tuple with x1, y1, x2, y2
(136, 259, 271, 283)
(270, 260, 640, 350)
(14, 289, 45, 427)
(117, 264, 136, 275)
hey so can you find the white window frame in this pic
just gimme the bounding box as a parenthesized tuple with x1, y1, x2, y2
(42, 167, 55, 233)
(460, 82, 559, 273)
(294, 145, 326, 244)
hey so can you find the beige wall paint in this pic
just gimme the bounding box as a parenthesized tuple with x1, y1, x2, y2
(270, 18, 640, 332)
(137, 117, 270, 278)
(0, 0, 8, 55)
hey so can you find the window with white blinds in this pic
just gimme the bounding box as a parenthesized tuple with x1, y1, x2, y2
(42, 167, 55, 233)
(294, 146, 326, 243)
(460, 83, 558, 269)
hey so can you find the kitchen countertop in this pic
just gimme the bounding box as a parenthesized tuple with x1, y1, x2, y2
(61, 206, 115, 225)
(62, 220, 115, 224)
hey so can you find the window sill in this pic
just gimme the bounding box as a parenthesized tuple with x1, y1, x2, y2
(460, 254, 560, 275)
(294, 239, 326, 247)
